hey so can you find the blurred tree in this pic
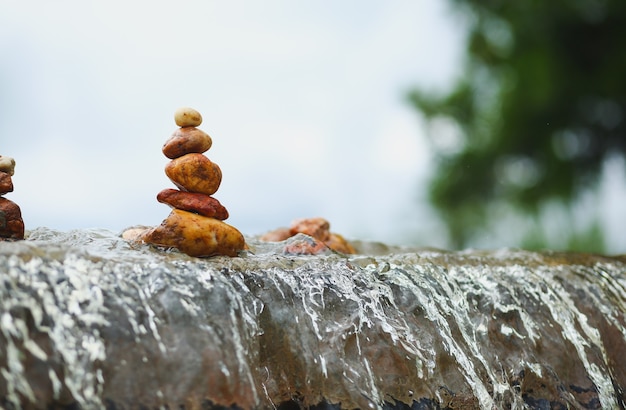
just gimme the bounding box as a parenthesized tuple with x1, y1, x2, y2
(409, 0, 626, 251)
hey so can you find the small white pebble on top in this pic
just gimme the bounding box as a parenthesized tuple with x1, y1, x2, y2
(174, 107, 202, 127)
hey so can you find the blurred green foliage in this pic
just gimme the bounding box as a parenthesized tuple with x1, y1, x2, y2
(409, 0, 626, 251)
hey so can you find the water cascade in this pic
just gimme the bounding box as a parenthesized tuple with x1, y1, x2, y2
(1, 228, 625, 409)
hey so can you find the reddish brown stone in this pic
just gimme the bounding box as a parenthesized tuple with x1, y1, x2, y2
(156, 188, 229, 220)
(165, 153, 222, 195)
(162, 127, 213, 159)
(0, 197, 24, 240)
(261, 217, 356, 254)
(0, 172, 13, 195)
(289, 217, 331, 242)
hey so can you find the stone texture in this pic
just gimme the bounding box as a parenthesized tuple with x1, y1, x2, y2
(0, 156, 15, 176)
(290, 217, 331, 241)
(0, 197, 24, 239)
(174, 107, 202, 127)
(140, 209, 245, 257)
(0, 172, 13, 195)
(165, 153, 222, 195)
(282, 233, 331, 255)
(156, 188, 229, 220)
(162, 127, 213, 159)
(262, 217, 356, 254)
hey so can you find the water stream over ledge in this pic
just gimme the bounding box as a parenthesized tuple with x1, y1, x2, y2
(1, 228, 625, 409)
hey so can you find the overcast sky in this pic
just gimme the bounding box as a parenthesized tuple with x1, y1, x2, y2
(2, 1, 625, 253)
(0, 1, 467, 247)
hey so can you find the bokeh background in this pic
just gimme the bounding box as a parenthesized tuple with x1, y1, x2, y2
(1, 1, 625, 253)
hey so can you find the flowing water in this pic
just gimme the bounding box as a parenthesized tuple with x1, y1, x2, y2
(0, 228, 625, 409)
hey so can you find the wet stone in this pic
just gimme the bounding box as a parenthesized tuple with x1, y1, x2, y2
(140, 209, 245, 257)
(0, 197, 24, 239)
(282, 233, 332, 255)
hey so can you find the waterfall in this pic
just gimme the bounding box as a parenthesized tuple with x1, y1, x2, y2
(1, 228, 625, 409)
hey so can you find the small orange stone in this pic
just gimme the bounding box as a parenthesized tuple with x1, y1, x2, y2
(261, 217, 356, 254)
(165, 153, 222, 195)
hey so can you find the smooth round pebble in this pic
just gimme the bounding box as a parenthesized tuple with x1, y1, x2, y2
(174, 107, 202, 127)
(162, 127, 212, 159)
(0, 172, 13, 195)
(121, 227, 150, 242)
(0, 156, 16, 176)
(165, 153, 222, 195)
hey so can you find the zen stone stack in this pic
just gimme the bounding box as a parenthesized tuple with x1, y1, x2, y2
(132, 107, 245, 257)
(0, 155, 24, 240)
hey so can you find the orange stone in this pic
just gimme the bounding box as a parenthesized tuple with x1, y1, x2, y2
(156, 188, 229, 220)
(140, 209, 245, 257)
(259, 227, 292, 242)
(165, 153, 222, 195)
(325, 233, 356, 254)
(162, 127, 213, 159)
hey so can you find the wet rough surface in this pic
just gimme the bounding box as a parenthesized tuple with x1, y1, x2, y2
(0, 228, 625, 409)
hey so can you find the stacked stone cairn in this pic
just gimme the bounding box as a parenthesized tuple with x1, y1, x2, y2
(0, 155, 24, 240)
(134, 107, 245, 257)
